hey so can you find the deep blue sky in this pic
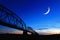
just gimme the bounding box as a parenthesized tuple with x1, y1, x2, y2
(0, 0, 60, 32)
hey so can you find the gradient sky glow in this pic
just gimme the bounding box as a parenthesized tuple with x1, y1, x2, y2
(0, 0, 60, 34)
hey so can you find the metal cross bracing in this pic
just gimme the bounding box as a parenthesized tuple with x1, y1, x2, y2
(0, 5, 39, 35)
(0, 5, 26, 30)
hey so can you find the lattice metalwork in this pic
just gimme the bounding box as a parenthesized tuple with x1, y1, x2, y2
(0, 5, 26, 30)
(0, 5, 39, 35)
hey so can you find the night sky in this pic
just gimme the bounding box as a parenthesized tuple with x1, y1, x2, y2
(0, 0, 60, 34)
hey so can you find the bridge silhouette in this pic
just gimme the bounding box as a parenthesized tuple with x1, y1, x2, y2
(0, 5, 38, 35)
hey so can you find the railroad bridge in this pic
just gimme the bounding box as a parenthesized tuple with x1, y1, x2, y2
(0, 5, 38, 35)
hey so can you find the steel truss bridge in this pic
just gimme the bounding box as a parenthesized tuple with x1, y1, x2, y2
(0, 5, 38, 35)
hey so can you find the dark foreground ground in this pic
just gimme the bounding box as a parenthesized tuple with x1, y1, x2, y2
(0, 34, 60, 40)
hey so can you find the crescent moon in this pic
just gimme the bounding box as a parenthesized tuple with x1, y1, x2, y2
(44, 7, 50, 15)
